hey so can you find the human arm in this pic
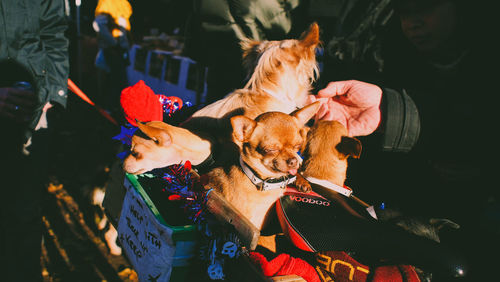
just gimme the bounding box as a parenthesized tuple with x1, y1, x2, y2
(39, 0, 69, 108)
(379, 88, 420, 152)
(310, 80, 420, 152)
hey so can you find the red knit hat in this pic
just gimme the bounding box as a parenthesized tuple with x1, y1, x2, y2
(120, 80, 163, 126)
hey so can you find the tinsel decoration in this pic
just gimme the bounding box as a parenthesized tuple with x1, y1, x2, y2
(159, 94, 188, 117)
(149, 161, 211, 224)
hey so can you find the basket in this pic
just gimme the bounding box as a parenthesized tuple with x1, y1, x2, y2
(117, 173, 199, 282)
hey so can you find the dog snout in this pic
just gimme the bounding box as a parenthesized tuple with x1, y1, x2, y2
(287, 157, 298, 168)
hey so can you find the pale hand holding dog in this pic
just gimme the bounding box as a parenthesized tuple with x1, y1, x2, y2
(309, 80, 382, 137)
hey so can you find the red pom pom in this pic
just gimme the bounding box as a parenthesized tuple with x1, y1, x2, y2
(183, 160, 192, 171)
(120, 80, 163, 126)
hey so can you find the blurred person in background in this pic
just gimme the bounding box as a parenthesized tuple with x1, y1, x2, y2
(0, 0, 69, 281)
(93, 0, 132, 119)
(314, 0, 497, 279)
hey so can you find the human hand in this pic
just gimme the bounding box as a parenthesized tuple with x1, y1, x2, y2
(309, 80, 382, 136)
(0, 87, 37, 123)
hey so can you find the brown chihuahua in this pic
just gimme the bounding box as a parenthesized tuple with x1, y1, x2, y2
(205, 102, 321, 231)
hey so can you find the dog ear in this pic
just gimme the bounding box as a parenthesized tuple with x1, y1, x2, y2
(136, 122, 172, 146)
(299, 127, 310, 152)
(231, 115, 257, 143)
(291, 101, 321, 125)
(240, 39, 261, 58)
(299, 22, 320, 48)
(336, 136, 362, 160)
(299, 126, 310, 140)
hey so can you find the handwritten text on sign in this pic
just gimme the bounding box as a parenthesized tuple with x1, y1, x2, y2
(118, 178, 176, 282)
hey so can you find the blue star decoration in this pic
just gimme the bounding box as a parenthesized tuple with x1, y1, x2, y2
(113, 125, 138, 159)
(113, 125, 138, 146)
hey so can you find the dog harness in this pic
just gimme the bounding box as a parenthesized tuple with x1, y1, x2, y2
(305, 176, 378, 220)
(239, 157, 296, 191)
(304, 176, 354, 197)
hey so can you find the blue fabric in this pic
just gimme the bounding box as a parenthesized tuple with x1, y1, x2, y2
(95, 48, 111, 72)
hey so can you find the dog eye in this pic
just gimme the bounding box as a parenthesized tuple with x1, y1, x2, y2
(257, 145, 279, 155)
(264, 148, 278, 154)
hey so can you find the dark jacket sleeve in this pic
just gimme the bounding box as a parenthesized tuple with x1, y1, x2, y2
(39, 0, 69, 108)
(380, 88, 420, 152)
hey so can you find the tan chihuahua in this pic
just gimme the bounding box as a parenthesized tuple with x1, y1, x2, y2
(123, 121, 213, 175)
(205, 102, 321, 231)
(299, 120, 363, 218)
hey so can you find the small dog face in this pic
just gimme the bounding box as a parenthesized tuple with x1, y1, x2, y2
(123, 121, 211, 175)
(231, 102, 321, 180)
(123, 122, 178, 175)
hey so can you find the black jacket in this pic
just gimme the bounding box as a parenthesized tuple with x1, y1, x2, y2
(0, 0, 69, 129)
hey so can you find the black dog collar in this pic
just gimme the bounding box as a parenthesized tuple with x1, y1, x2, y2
(192, 153, 216, 175)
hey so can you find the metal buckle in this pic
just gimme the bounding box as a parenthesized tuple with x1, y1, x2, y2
(259, 176, 295, 191)
(258, 182, 265, 191)
(259, 179, 271, 191)
(285, 175, 296, 188)
(259, 178, 277, 191)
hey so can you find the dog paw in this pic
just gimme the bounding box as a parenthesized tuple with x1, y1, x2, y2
(294, 175, 312, 193)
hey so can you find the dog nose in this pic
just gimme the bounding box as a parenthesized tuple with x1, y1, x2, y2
(287, 158, 298, 167)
